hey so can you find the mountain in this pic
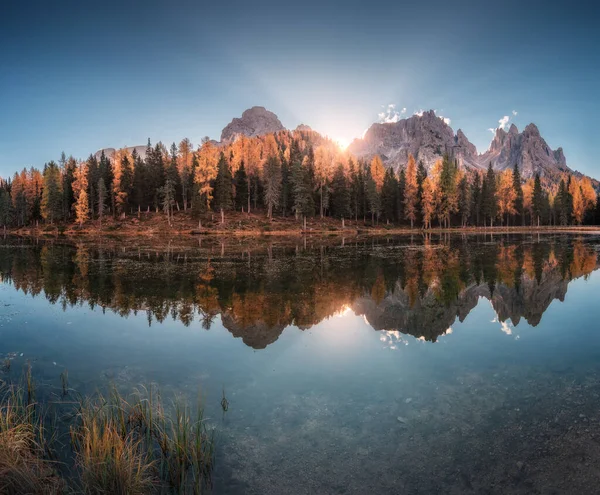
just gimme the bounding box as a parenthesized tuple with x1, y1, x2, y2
(348, 110, 587, 183)
(90, 106, 594, 187)
(94, 145, 148, 162)
(349, 110, 481, 172)
(220, 106, 285, 142)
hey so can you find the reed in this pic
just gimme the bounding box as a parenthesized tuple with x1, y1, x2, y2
(2, 357, 10, 373)
(0, 382, 63, 494)
(71, 385, 215, 494)
(59, 369, 68, 397)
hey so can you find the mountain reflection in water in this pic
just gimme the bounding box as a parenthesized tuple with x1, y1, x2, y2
(1, 233, 597, 349)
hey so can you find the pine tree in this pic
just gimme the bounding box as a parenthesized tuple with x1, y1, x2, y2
(532, 174, 544, 227)
(62, 156, 77, 222)
(97, 178, 107, 226)
(470, 172, 482, 226)
(381, 168, 398, 222)
(512, 163, 524, 225)
(159, 178, 175, 226)
(482, 164, 497, 227)
(41, 161, 63, 224)
(397, 169, 406, 224)
(458, 174, 470, 227)
(331, 163, 350, 220)
(263, 155, 282, 219)
(213, 152, 233, 220)
(291, 157, 314, 225)
(234, 161, 249, 212)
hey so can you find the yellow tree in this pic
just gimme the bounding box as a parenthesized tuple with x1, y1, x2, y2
(570, 178, 585, 225)
(497, 169, 517, 226)
(580, 177, 597, 218)
(195, 141, 218, 211)
(421, 177, 436, 229)
(370, 155, 385, 191)
(73, 162, 89, 227)
(523, 178, 534, 225)
(404, 154, 418, 228)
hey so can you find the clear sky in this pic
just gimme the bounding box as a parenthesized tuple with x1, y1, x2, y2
(1, 0, 598, 178)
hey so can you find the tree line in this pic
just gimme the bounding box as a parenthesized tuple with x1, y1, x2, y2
(0, 128, 598, 229)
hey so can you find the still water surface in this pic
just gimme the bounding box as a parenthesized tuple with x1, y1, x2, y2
(1, 233, 600, 494)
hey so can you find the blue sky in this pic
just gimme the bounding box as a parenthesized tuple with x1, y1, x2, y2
(1, 0, 598, 178)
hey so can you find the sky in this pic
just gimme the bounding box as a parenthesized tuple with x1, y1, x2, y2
(1, 0, 599, 178)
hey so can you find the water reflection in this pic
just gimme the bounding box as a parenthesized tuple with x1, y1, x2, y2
(0, 234, 598, 348)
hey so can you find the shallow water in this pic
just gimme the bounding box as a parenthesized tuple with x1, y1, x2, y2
(1, 233, 600, 494)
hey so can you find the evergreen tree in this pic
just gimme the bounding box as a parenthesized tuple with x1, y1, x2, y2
(512, 163, 524, 225)
(532, 173, 544, 227)
(213, 152, 233, 215)
(159, 178, 175, 226)
(381, 168, 398, 222)
(62, 156, 77, 222)
(86, 155, 100, 218)
(41, 161, 63, 224)
(458, 174, 470, 227)
(331, 163, 350, 220)
(97, 178, 107, 225)
(470, 173, 482, 226)
(482, 164, 497, 227)
(167, 143, 181, 206)
(234, 161, 249, 212)
(263, 155, 282, 219)
(291, 157, 314, 224)
(397, 169, 406, 224)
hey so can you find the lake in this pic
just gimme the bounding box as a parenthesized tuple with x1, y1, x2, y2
(1, 233, 600, 494)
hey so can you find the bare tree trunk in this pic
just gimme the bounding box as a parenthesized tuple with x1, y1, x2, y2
(220, 208, 224, 225)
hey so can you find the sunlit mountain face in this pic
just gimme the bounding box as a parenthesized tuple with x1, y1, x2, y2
(1, 234, 597, 349)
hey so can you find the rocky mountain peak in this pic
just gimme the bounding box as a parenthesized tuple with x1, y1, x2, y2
(509, 123, 519, 135)
(220, 106, 285, 142)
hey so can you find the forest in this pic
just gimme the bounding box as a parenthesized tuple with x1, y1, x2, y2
(1, 128, 599, 231)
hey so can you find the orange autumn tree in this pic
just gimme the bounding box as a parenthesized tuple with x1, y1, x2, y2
(195, 140, 219, 211)
(404, 154, 418, 228)
(370, 155, 385, 191)
(73, 162, 89, 227)
(421, 176, 436, 229)
(497, 169, 517, 226)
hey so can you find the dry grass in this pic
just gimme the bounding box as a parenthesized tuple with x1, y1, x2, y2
(70, 385, 215, 494)
(0, 386, 63, 494)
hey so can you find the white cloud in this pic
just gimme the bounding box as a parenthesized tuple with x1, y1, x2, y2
(414, 109, 424, 117)
(488, 114, 511, 133)
(378, 103, 403, 123)
(401, 107, 407, 114)
(512, 110, 518, 116)
(441, 117, 451, 125)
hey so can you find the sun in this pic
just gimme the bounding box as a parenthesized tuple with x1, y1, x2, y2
(335, 137, 350, 150)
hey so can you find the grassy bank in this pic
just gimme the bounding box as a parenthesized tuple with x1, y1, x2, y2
(0, 366, 216, 494)
(9, 210, 600, 240)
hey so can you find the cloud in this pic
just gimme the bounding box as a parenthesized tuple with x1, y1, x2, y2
(512, 110, 518, 116)
(378, 103, 403, 123)
(489, 115, 511, 133)
(414, 109, 424, 117)
(441, 116, 451, 125)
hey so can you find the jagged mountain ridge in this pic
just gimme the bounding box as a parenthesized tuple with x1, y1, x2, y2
(348, 110, 580, 182)
(91, 106, 595, 186)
